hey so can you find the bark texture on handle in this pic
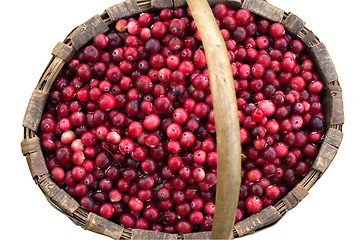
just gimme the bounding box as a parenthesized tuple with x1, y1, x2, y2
(186, 0, 242, 239)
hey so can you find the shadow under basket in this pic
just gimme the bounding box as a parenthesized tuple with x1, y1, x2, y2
(21, 0, 344, 239)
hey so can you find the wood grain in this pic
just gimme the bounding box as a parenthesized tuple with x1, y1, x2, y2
(186, 0, 242, 239)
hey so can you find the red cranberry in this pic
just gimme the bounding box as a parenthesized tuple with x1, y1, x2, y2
(245, 196, 263, 213)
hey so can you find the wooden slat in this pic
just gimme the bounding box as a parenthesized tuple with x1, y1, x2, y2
(186, 0, 242, 239)
(282, 13, 305, 36)
(173, 0, 187, 8)
(39, 175, 61, 199)
(85, 213, 124, 240)
(312, 128, 343, 173)
(107, 0, 142, 23)
(21, 136, 41, 155)
(242, 0, 284, 23)
(51, 188, 80, 215)
(309, 42, 339, 83)
(22, 90, 48, 132)
(69, 15, 109, 51)
(52, 42, 76, 62)
(234, 206, 281, 237)
(323, 85, 344, 126)
(25, 144, 48, 179)
(150, 0, 173, 9)
(131, 229, 177, 240)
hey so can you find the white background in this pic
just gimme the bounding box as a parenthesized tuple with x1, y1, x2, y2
(1, 0, 359, 239)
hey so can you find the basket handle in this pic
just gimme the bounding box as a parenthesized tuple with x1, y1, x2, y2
(186, 0, 242, 239)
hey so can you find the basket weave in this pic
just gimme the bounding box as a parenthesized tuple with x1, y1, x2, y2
(21, 0, 344, 239)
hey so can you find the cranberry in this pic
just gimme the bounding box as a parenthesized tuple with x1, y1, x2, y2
(258, 100, 275, 117)
(142, 114, 160, 131)
(176, 220, 192, 234)
(93, 33, 108, 49)
(99, 203, 114, 218)
(269, 23, 284, 38)
(245, 196, 263, 213)
(76, 63, 92, 82)
(119, 213, 135, 228)
(143, 206, 160, 222)
(166, 123, 182, 139)
(40, 118, 56, 133)
(213, 4, 228, 19)
(128, 196, 144, 212)
(51, 167, 65, 182)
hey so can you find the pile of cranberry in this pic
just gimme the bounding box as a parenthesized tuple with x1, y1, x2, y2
(39, 3, 325, 234)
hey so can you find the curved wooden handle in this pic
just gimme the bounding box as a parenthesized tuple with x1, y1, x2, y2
(186, 0, 242, 239)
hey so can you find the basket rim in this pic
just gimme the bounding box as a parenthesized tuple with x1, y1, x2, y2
(21, 0, 344, 239)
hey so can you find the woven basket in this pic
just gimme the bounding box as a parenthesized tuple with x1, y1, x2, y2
(21, 0, 344, 239)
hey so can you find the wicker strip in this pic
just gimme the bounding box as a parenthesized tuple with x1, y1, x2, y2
(52, 42, 76, 62)
(39, 175, 61, 199)
(234, 206, 281, 237)
(298, 28, 320, 47)
(130, 229, 178, 240)
(69, 14, 109, 51)
(224, 0, 242, 8)
(37, 57, 65, 92)
(313, 141, 339, 173)
(206, 0, 228, 6)
(309, 43, 339, 84)
(316, 48, 340, 84)
(22, 89, 48, 132)
(324, 128, 343, 148)
(280, 184, 308, 211)
(242, 0, 284, 23)
(21, 136, 41, 155)
(300, 169, 322, 191)
(289, 184, 308, 206)
(324, 85, 344, 126)
(282, 13, 306, 36)
(71, 207, 89, 228)
(173, 0, 187, 8)
(148, 0, 242, 11)
(24, 142, 48, 180)
(183, 232, 212, 240)
(106, 0, 142, 23)
(84, 212, 124, 240)
(151, 0, 173, 9)
(52, 189, 80, 215)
